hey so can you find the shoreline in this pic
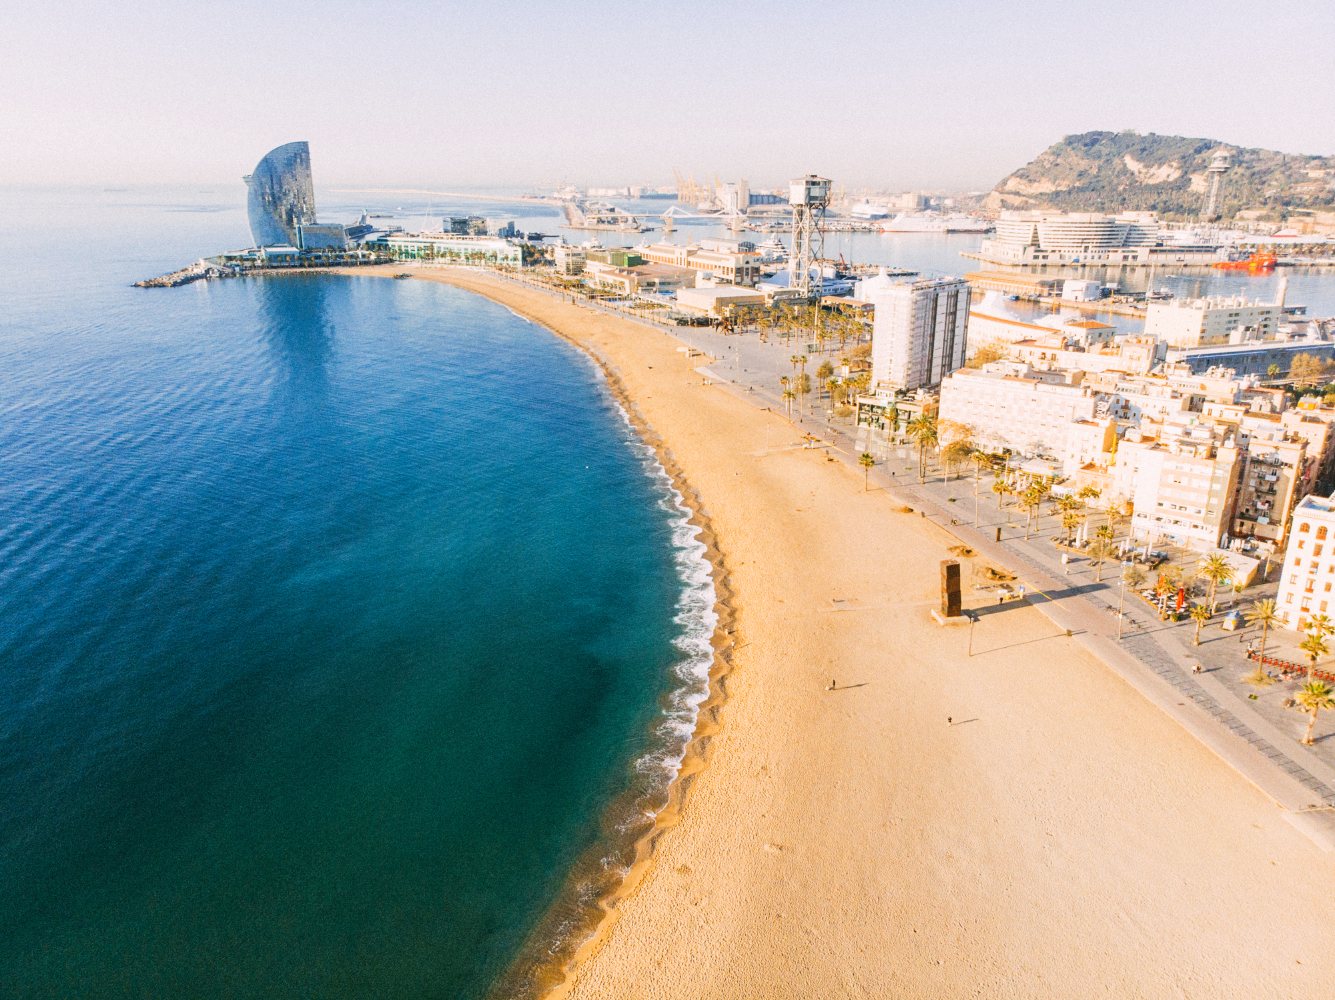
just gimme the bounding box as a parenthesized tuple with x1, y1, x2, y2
(330, 265, 742, 998)
(333, 265, 1335, 999)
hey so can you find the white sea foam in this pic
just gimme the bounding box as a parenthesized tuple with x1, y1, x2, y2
(607, 404, 720, 806)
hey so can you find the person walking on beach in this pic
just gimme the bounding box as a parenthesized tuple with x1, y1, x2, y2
(828, 678, 837, 691)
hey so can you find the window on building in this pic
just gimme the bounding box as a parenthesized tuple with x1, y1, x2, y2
(1320, 526, 1329, 541)
(1318, 545, 1326, 558)
(1301, 521, 1311, 533)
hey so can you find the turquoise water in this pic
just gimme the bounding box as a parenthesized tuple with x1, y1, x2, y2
(0, 190, 714, 997)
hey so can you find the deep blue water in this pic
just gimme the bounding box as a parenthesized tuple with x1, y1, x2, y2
(0, 189, 713, 998)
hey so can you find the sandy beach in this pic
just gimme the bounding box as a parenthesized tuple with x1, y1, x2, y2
(364, 267, 1335, 998)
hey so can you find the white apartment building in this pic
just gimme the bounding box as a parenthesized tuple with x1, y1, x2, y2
(553, 244, 586, 275)
(869, 277, 970, 391)
(1144, 295, 1282, 348)
(1275, 494, 1335, 630)
(937, 362, 1106, 466)
(1114, 416, 1242, 552)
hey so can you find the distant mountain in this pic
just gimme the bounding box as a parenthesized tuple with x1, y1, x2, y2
(986, 131, 1335, 222)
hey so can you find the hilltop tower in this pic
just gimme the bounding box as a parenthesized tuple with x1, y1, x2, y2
(1202, 150, 1231, 222)
(788, 174, 830, 297)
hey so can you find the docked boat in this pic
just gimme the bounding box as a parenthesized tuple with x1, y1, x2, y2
(880, 212, 992, 234)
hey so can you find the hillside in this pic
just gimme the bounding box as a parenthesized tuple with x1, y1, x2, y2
(987, 131, 1335, 223)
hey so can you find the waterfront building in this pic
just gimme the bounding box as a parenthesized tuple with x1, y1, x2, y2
(937, 362, 1110, 468)
(368, 233, 523, 267)
(638, 242, 761, 286)
(295, 222, 349, 252)
(1114, 415, 1242, 552)
(855, 387, 938, 438)
(553, 244, 586, 276)
(1165, 338, 1335, 377)
(1275, 493, 1335, 629)
(243, 141, 316, 247)
(1145, 294, 1282, 348)
(584, 261, 695, 296)
(675, 286, 767, 317)
(974, 211, 1221, 266)
(869, 277, 970, 391)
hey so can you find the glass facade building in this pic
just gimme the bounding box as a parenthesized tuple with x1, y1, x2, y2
(243, 141, 316, 247)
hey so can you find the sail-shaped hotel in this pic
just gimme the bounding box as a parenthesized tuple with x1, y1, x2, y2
(243, 141, 316, 247)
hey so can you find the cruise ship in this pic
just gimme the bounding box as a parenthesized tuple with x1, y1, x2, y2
(880, 212, 992, 234)
(847, 200, 889, 220)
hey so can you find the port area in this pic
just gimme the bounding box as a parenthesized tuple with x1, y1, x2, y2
(964, 270, 1148, 318)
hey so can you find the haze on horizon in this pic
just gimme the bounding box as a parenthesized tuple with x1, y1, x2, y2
(3, 0, 1333, 193)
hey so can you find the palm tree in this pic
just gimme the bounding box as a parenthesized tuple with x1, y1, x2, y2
(1244, 599, 1281, 684)
(1061, 511, 1081, 542)
(991, 474, 1012, 513)
(1301, 630, 1330, 682)
(859, 452, 874, 491)
(1295, 681, 1335, 746)
(1308, 613, 1334, 640)
(1189, 603, 1211, 645)
(1199, 554, 1231, 615)
(1087, 537, 1116, 582)
(1020, 484, 1045, 540)
(906, 413, 938, 483)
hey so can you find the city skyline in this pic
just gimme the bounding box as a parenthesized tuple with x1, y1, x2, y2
(4, 0, 1334, 190)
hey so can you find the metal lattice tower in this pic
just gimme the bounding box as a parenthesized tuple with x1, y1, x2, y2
(788, 174, 831, 297)
(1202, 150, 1231, 222)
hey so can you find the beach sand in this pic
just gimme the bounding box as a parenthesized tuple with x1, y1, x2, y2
(359, 268, 1335, 998)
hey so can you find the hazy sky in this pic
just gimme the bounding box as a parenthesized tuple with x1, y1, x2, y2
(3, 1, 1333, 192)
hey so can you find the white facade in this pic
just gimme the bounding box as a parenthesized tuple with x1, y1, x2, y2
(1114, 417, 1242, 552)
(1144, 295, 1281, 348)
(870, 277, 970, 391)
(1276, 495, 1335, 629)
(937, 363, 1103, 465)
(554, 244, 586, 275)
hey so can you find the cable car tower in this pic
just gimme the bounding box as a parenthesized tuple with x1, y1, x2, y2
(788, 174, 831, 297)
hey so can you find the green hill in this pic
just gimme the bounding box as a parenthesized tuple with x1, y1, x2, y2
(987, 131, 1335, 222)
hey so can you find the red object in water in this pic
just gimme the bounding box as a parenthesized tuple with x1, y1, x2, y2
(1212, 252, 1277, 272)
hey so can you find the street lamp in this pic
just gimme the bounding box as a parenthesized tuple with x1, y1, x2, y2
(1117, 561, 1131, 639)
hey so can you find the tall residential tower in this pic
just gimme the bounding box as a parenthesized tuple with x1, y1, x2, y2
(870, 277, 971, 392)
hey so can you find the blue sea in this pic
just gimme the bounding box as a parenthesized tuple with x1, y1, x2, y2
(0, 188, 715, 998)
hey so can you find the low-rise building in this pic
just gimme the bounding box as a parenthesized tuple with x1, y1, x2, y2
(1145, 294, 1282, 348)
(674, 285, 767, 317)
(553, 244, 586, 275)
(369, 233, 524, 267)
(638, 241, 762, 285)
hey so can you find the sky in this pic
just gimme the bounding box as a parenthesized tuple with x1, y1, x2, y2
(3, 0, 1333, 192)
